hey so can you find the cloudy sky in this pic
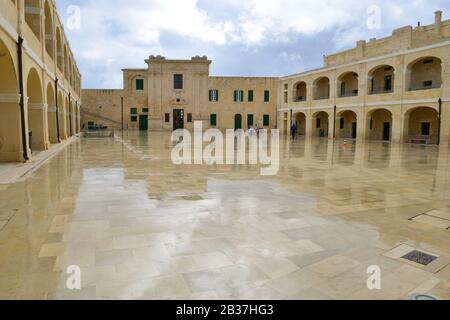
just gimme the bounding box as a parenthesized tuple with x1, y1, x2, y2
(56, 0, 450, 89)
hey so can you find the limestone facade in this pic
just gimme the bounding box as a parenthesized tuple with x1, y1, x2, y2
(278, 11, 450, 145)
(0, 0, 81, 162)
(82, 56, 278, 131)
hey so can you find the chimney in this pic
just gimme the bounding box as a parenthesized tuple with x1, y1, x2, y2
(435, 11, 442, 35)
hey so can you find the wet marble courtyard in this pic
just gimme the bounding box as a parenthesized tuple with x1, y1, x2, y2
(0, 132, 449, 300)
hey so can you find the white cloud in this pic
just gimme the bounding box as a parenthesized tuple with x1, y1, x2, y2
(58, 0, 445, 87)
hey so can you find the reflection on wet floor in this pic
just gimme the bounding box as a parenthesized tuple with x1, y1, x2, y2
(0, 131, 449, 300)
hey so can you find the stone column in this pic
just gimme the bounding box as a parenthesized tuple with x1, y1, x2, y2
(305, 114, 313, 139)
(0, 94, 25, 162)
(391, 112, 403, 144)
(28, 103, 50, 150)
(356, 111, 366, 142)
(440, 101, 450, 146)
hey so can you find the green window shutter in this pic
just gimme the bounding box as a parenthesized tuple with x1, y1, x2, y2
(216, 90, 219, 102)
(264, 90, 270, 102)
(142, 108, 149, 113)
(248, 90, 254, 102)
(136, 79, 144, 90)
(234, 90, 237, 102)
(130, 108, 137, 115)
(247, 114, 254, 127)
(210, 114, 217, 126)
(263, 115, 270, 126)
(131, 116, 137, 122)
(209, 90, 212, 102)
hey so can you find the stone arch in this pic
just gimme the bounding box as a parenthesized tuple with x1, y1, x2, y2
(46, 82, 58, 143)
(44, 0, 54, 59)
(56, 27, 63, 71)
(293, 81, 307, 102)
(337, 110, 358, 139)
(366, 108, 393, 141)
(0, 38, 22, 162)
(403, 107, 439, 144)
(406, 56, 442, 91)
(337, 71, 359, 97)
(313, 77, 330, 100)
(368, 65, 395, 94)
(293, 112, 307, 136)
(26, 68, 46, 151)
(312, 111, 330, 138)
(24, 0, 41, 40)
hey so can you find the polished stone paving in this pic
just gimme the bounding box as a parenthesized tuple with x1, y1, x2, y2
(0, 131, 449, 300)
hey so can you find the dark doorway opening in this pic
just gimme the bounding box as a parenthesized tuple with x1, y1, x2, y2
(352, 122, 357, 139)
(139, 115, 148, 131)
(235, 114, 242, 130)
(173, 109, 184, 130)
(383, 122, 391, 141)
(421, 122, 431, 136)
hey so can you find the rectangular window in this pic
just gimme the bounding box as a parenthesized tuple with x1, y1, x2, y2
(174, 74, 183, 90)
(248, 90, 254, 102)
(187, 113, 193, 123)
(284, 92, 288, 103)
(136, 79, 144, 91)
(234, 90, 244, 102)
(142, 108, 149, 113)
(130, 108, 138, 115)
(316, 118, 321, 129)
(130, 116, 137, 122)
(210, 114, 217, 127)
(209, 90, 219, 102)
(263, 115, 270, 126)
(264, 90, 270, 102)
(165, 113, 170, 123)
(247, 114, 254, 127)
(284, 84, 288, 90)
(423, 80, 433, 88)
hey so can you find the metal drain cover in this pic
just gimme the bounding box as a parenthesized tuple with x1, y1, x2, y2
(402, 250, 438, 266)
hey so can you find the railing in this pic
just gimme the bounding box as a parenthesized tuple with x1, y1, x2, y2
(339, 91, 358, 98)
(314, 95, 330, 100)
(370, 89, 393, 95)
(408, 84, 441, 91)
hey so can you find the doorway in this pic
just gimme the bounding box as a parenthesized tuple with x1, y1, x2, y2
(352, 122, 357, 139)
(421, 122, 431, 136)
(173, 109, 184, 130)
(139, 115, 148, 131)
(235, 114, 242, 130)
(383, 122, 391, 141)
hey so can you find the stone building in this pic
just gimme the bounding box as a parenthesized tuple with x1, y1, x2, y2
(82, 56, 278, 131)
(0, 0, 82, 162)
(83, 11, 450, 147)
(278, 11, 450, 146)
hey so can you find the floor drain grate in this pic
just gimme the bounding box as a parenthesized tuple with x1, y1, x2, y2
(402, 250, 438, 266)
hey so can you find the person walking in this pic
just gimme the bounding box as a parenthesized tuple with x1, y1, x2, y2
(291, 123, 297, 141)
